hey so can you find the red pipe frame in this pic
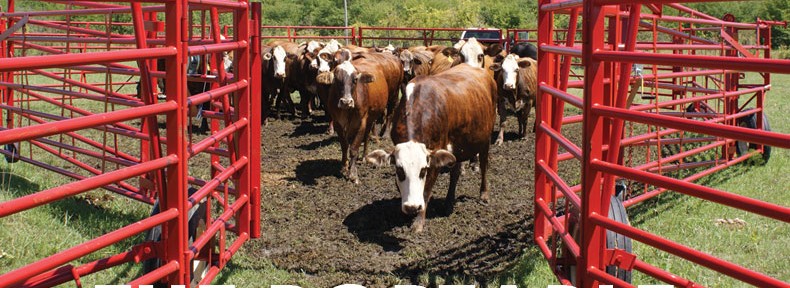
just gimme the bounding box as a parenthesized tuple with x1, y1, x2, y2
(0, 1, 260, 286)
(536, 1, 789, 287)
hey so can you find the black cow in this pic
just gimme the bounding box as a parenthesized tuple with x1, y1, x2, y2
(510, 42, 537, 60)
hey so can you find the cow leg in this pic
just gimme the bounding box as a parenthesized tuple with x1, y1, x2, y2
(348, 120, 372, 184)
(517, 108, 527, 139)
(479, 146, 490, 202)
(445, 162, 462, 216)
(262, 93, 272, 125)
(495, 96, 507, 146)
(335, 123, 349, 175)
(298, 89, 314, 119)
(378, 92, 398, 139)
(280, 87, 296, 118)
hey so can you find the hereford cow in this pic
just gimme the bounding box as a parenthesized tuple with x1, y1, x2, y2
(290, 40, 325, 118)
(328, 49, 390, 183)
(353, 52, 403, 139)
(261, 41, 300, 120)
(489, 54, 538, 145)
(365, 64, 498, 232)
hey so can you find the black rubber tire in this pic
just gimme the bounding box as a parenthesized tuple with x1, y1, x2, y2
(3, 143, 19, 163)
(736, 109, 772, 163)
(142, 188, 207, 287)
(563, 195, 633, 285)
(605, 195, 633, 283)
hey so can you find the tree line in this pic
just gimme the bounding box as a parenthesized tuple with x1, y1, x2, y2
(11, 1, 790, 48)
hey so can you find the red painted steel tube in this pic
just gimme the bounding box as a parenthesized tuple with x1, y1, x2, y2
(190, 194, 249, 258)
(0, 46, 175, 72)
(0, 154, 176, 217)
(539, 123, 582, 160)
(21, 244, 153, 288)
(587, 267, 635, 287)
(250, 1, 263, 239)
(189, 118, 248, 157)
(632, 258, 701, 288)
(0, 81, 143, 107)
(0, 101, 175, 146)
(188, 157, 248, 210)
(187, 40, 247, 56)
(539, 44, 582, 57)
(536, 198, 581, 258)
(593, 50, 790, 74)
(538, 161, 581, 208)
(539, 84, 584, 108)
(624, 150, 760, 207)
(198, 232, 249, 285)
(540, 0, 583, 12)
(128, 260, 180, 286)
(24, 18, 130, 38)
(0, 208, 178, 288)
(589, 213, 788, 287)
(593, 105, 789, 148)
(591, 160, 790, 222)
(187, 80, 248, 106)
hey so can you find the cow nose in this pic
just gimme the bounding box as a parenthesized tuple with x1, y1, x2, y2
(402, 204, 423, 215)
(503, 83, 515, 91)
(275, 72, 286, 79)
(339, 98, 354, 108)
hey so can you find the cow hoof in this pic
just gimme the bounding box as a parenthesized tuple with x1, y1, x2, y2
(480, 192, 490, 203)
(411, 221, 424, 233)
(443, 203, 455, 216)
(494, 139, 504, 146)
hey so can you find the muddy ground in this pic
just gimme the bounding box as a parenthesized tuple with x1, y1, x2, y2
(250, 109, 582, 287)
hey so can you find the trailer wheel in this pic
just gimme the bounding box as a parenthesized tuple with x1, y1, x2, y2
(3, 143, 20, 163)
(564, 195, 633, 285)
(736, 109, 772, 163)
(142, 188, 209, 287)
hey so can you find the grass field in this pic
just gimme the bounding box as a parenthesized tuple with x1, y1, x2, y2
(0, 70, 788, 287)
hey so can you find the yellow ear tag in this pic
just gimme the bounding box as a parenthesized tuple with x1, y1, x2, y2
(447, 56, 453, 63)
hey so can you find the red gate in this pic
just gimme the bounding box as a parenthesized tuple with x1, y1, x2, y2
(535, 1, 789, 287)
(0, 0, 261, 286)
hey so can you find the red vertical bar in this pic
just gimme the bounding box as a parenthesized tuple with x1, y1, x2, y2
(234, 0, 252, 240)
(580, 0, 607, 287)
(163, 0, 188, 284)
(250, 2, 263, 239)
(535, 0, 555, 257)
(4, 0, 15, 131)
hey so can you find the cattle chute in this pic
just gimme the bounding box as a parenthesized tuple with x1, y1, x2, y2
(535, 1, 789, 287)
(0, 0, 261, 286)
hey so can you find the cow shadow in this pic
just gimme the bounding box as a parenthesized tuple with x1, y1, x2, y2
(393, 219, 535, 286)
(342, 197, 456, 252)
(289, 121, 330, 138)
(297, 137, 336, 151)
(293, 159, 342, 185)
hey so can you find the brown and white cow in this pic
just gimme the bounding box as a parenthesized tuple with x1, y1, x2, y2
(489, 54, 538, 145)
(327, 49, 390, 183)
(261, 42, 298, 122)
(351, 52, 403, 139)
(366, 64, 498, 232)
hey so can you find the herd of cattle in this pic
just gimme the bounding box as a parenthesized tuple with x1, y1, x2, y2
(262, 38, 538, 232)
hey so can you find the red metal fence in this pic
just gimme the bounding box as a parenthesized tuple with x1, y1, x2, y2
(0, 0, 261, 286)
(535, 1, 789, 287)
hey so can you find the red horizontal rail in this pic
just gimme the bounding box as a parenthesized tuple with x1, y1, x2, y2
(537, 161, 581, 208)
(0, 208, 179, 288)
(0, 101, 176, 146)
(128, 260, 180, 286)
(589, 213, 787, 287)
(0, 155, 177, 217)
(592, 105, 789, 148)
(540, 0, 583, 12)
(190, 194, 249, 259)
(593, 51, 790, 74)
(540, 85, 584, 108)
(591, 160, 790, 223)
(0, 47, 176, 72)
(539, 123, 582, 160)
(535, 198, 580, 258)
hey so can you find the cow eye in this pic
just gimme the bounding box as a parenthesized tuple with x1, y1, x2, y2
(352, 77, 358, 84)
(396, 167, 406, 181)
(419, 168, 427, 179)
(514, 68, 520, 72)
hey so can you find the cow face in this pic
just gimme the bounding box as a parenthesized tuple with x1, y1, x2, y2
(458, 38, 485, 68)
(334, 60, 375, 109)
(272, 45, 287, 79)
(366, 142, 456, 215)
(399, 50, 414, 75)
(490, 54, 520, 91)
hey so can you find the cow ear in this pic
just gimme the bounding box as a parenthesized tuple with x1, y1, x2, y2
(304, 52, 315, 60)
(335, 49, 352, 63)
(489, 63, 502, 72)
(430, 149, 456, 168)
(263, 53, 272, 61)
(366, 149, 393, 167)
(518, 60, 532, 68)
(319, 52, 332, 62)
(441, 47, 459, 57)
(358, 72, 375, 83)
(494, 54, 505, 63)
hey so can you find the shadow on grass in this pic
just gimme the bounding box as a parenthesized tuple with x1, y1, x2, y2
(290, 159, 342, 185)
